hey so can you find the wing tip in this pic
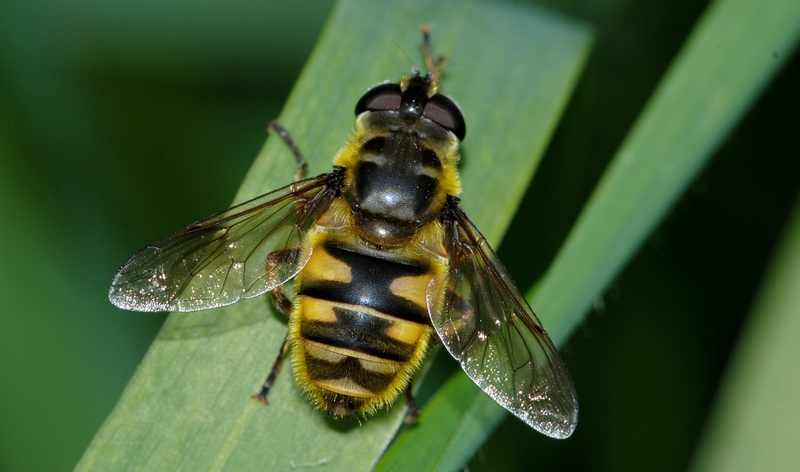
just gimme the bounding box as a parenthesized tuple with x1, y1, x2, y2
(108, 285, 173, 312)
(521, 403, 579, 439)
(465, 371, 579, 439)
(528, 391, 579, 439)
(533, 415, 578, 439)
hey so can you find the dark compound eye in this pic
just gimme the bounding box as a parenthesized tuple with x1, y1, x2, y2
(424, 94, 466, 141)
(355, 83, 466, 142)
(355, 83, 402, 115)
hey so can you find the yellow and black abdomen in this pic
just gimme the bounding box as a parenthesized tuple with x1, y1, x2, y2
(289, 230, 439, 417)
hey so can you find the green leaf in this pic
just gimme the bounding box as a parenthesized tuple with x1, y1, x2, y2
(76, 1, 590, 471)
(381, 0, 800, 470)
(533, 0, 800, 346)
(688, 195, 800, 471)
(376, 373, 506, 472)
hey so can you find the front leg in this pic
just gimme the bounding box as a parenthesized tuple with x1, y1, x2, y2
(269, 120, 308, 182)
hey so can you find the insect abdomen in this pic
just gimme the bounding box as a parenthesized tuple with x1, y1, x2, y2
(290, 232, 437, 416)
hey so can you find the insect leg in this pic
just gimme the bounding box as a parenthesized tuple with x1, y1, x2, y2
(253, 247, 300, 403)
(269, 286, 293, 317)
(268, 120, 308, 182)
(403, 383, 421, 424)
(252, 334, 292, 404)
(265, 247, 301, 316)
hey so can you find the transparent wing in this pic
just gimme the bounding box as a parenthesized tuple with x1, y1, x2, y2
(427, 201, 578, 438)
(109, 171, 342, 312)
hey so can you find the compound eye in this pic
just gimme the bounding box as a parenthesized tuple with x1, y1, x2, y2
(355, 83, 402, 115)
(424, 94, 466, 141)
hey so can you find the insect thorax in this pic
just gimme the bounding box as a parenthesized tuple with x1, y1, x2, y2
(334, 114, 462, 248)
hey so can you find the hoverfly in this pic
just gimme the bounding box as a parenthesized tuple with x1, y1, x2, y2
(109, 28, 578, 439)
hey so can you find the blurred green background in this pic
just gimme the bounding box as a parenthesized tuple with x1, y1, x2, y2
(0, 1, 797, 471)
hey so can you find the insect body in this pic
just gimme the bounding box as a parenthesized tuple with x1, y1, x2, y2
(109, 32, 578, 439)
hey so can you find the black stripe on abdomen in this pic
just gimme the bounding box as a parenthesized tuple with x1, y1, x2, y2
(304, 355, 396, 394)
(299, 241, 431, 325)
(300, 307, 415, 362)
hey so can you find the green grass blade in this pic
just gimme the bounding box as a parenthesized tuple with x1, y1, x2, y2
(689, 193, 800, 470)
(380, 0, 800, 470)
(76, 1, 589, 470)
(376, 373, 506, 472)
(532, 0, 800, 345)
